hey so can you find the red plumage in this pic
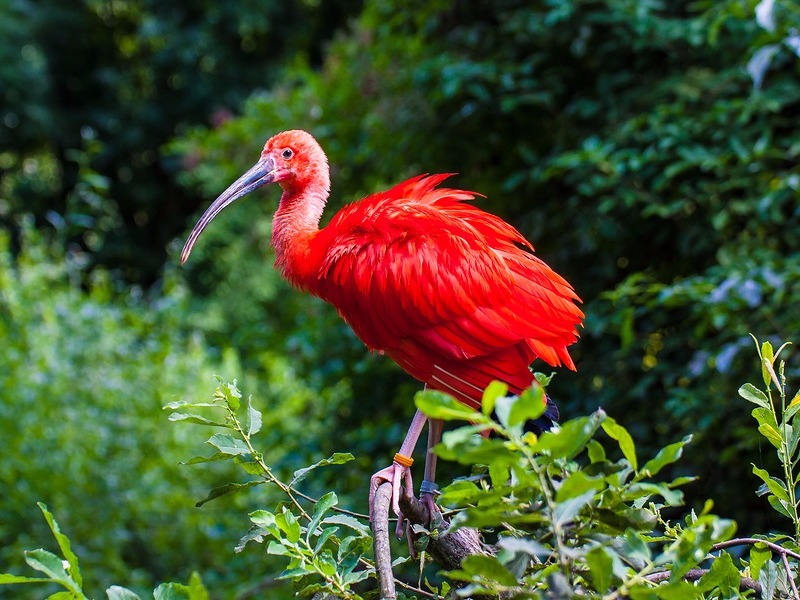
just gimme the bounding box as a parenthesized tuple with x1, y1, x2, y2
(303, 173, 583, 408)
(182, 130, 583, 411)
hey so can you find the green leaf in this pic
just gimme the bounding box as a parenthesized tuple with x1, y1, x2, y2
(214, 380, 242, 411)
(37, 503, 82, 588)
(154, 582, 192, 600)
(314, 526, 338, 555)
(554, 489, 595, 526)
(322, 514, 372, 537)
(244, 396, 262, 436)
(587, 439, 606, 463)
(415, 390, 483, 422)
(307, 492, 338, 539)
(276, 507, 302, 543)
(195, 480, 263, 507)
(448, 554, 518, 586)
(290, 452, 354, 486)
(748, 543, 771, 579)
(0, 573, 52, 585)
(494, 385, 545, 429)
(555, 471, 605, 503)
(534, 409, 606, 460)
(168, 413, 229, 427)
(759, 558, 779, 600)
(761, 341, 774, 387)
(602, 418, 638, 472)
(205, 433, 250, 455)
(496, 537, 549, 557)
(266, 540, 294, 557)
(438, 479, 481, 505)
(751, 465, 790, 504)
(767, 494, 793, 518)
(751, 408, 782, 448)
(316, 549, 337, 576)
(106, 586, 143, 600)
(180, 452, 233, 465)
(738, 383, 770, 409)
(23, 549, 82, 596)
(639, 436, 691, 478)
(186, 571, 209, 600)
(585, 546, 613, 592)
(481, 381, 508, 416)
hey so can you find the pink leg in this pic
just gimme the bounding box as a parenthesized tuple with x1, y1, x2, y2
(369, 409, 428, 521)
(420, 417, 444, 516)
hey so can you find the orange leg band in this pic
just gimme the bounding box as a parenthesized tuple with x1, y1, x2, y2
(393, 453, 414, 468)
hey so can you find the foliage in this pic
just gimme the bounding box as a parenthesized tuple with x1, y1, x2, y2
(0, 224, 356, 598)
(0, 0, 361, 282)
(168, 0, 800, 530)
(0, 503, 209, 599)
(2, 0, 800, 595)
(8, 344, 800, 598)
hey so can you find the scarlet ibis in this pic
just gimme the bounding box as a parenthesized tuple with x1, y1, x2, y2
(181, 130, 583, 522)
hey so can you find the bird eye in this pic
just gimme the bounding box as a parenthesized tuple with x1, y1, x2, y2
(281, 148, 294, 160)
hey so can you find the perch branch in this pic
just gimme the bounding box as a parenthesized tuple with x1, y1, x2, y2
(371, 482, 396, 600)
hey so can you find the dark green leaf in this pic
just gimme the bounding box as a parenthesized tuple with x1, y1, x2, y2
(195, 481, 263, 507)
(447, 554, 518, 586)
(290, 452, 354, 486)
(585, 546, 613, 592)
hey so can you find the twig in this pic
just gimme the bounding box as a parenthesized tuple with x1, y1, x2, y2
(782, 551, 800, 600)
(371, 482, 396, 600)
(643, 568, 762, 594)
(711, 537, 800, 561)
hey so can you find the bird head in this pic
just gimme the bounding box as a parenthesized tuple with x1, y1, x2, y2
(180, 129, 329, 264)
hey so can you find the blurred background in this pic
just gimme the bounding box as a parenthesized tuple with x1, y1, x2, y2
(1, 0, 799, 597)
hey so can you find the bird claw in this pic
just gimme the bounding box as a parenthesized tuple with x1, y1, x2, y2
(369, 460, 414, 534)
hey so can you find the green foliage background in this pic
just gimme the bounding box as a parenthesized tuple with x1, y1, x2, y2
(1, 0, 799, 597)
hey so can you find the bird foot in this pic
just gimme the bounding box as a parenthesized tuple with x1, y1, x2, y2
(369, 460, 414, 534)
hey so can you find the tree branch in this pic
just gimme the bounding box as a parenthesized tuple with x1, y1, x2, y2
(398, 493, 491, 571)
(370, 482, 397, 600)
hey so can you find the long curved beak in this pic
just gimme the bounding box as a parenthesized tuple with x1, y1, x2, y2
(180, 155, 276, 264)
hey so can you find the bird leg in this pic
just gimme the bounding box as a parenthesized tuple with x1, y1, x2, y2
(369, 409, 428, 525)
(420, 417, 444, 518)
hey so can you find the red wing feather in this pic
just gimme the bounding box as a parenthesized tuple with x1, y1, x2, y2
(309, 174, 583, 405)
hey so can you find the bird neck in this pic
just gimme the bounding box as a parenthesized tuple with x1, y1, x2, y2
(270, 184, 328, 291)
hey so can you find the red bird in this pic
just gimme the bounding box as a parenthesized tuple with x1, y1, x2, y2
(181, 130, 583, 520)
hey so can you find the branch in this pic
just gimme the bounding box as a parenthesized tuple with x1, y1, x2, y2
(398, 493, 491, 571)
(643, 568, 762, 595)
(371, 482, 396, 600)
